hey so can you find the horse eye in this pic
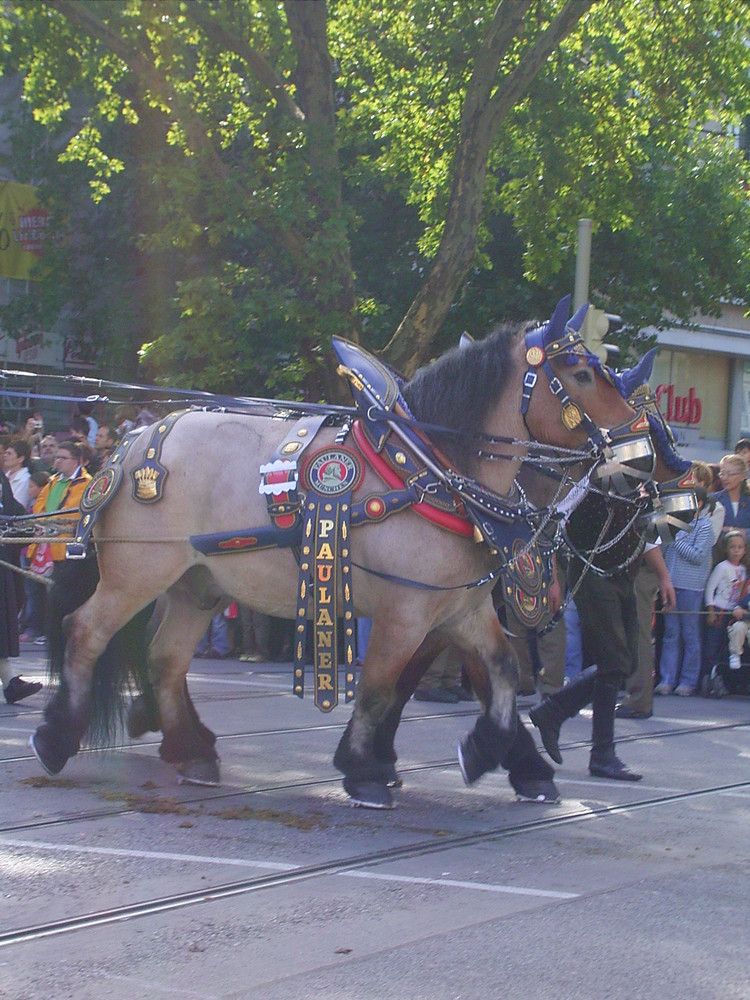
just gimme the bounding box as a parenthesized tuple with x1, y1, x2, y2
(573, 369, 594, 386)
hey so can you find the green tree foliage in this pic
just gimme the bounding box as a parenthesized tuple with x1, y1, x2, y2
(0, 0, 748, 393)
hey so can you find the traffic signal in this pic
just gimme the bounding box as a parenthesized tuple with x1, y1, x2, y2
(580, 306, 610, 356)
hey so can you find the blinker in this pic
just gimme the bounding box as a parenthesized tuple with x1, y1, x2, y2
(591, 431, 656, 496)
(638, 489, 698, 545)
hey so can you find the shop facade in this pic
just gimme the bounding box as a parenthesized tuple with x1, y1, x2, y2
(647, 302, 750, 464)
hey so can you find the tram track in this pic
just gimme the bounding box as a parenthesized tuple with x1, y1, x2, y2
(2, 774, 750, 948)
(1, 716, 748, 837)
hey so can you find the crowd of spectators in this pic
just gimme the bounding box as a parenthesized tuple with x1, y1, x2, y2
(513, 442, 750, 714)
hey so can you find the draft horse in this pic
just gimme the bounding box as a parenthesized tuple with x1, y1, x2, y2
(30, 297, 672, 807)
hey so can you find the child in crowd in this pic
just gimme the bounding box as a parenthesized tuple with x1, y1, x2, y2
(717, 576, 750, 697)
(656, 487, 714, 696)
(702, 529, 748, 695)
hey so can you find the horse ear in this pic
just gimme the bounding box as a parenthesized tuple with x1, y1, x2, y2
(620, 347, 658, 395)
(543, 294, 571, 344)
(568, 302, 589, 332)
(459, 332, 474, 350)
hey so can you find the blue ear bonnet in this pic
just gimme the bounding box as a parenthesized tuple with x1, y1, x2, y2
(540, 297, 600, 369)
(611, 348, 658, 399)
(539, 300, 689, 475)
(612, 348, 691, 475)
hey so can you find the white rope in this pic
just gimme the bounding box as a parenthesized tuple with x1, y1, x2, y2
(0, 556, 53, 588)
(0, 535, 191, 545)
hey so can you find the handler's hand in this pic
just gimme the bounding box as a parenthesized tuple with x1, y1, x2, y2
(660, 575, 676, 612)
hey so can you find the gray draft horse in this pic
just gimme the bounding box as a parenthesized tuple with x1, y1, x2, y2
(30, 299, 678, 807)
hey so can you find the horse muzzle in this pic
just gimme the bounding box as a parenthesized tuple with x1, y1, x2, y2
(590, 433, 656, 497)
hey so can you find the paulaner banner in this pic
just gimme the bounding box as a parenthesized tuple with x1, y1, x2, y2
(0, 181, 50, 280)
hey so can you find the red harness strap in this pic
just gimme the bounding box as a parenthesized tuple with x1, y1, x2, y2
(351, 419, 474, 539)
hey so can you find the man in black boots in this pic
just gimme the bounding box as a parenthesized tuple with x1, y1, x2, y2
(529, 545, 674, 781)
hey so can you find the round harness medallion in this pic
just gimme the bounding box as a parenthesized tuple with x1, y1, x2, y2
(80, 465, 122, 512)
(525, 345, 545, 366)
(303, 447, 363, 497)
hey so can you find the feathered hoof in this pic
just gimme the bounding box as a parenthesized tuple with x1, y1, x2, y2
(28, 728, 71, 776)
(126, 695, 160, 739)
(457, 734, 486, 786)
(176, 758, 221, 786)
(343, 777, 394, 809)
(511, 778, 561, 803)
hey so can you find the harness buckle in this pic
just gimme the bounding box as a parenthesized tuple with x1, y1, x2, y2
(523, 371, 538, 392)
(414, 481, 439, 503)
(548, 376, 564, 396)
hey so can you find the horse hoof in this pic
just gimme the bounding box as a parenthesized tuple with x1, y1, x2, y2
(176, 759, 221, 786)
(457, 737, 484, 785)
(383, 763, 403, 788)
(126, 695, 160, 739)
(28, 730, 68, 776)
(512, 778, 561, 803)
(343, 778, 394, 809)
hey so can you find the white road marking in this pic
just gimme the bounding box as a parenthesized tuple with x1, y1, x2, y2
(0, 838, 578, 899)
(188, 675, 289, 689)
(340, 869, 578, 898)
(103, 975, 218, 999)
(560, 778, 679, 792)
(0, 838, 297, 871)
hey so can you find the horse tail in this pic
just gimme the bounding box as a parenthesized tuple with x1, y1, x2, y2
(87, 602, 156, 746)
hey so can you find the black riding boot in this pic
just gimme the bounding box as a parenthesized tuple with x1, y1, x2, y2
(528, 665, 597, 764)
(589, 674, 642, 781)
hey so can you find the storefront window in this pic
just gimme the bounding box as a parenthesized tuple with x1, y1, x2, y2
(652, 350, 729, 446)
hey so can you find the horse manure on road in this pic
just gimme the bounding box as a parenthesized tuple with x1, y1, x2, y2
(20, 775, 81, 789)
(97, 789, 193, 815)
(211, 805, 329, 831)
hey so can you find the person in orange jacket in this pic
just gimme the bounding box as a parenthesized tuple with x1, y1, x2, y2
(27, 440, 94, 670)
(27, 439, 91, 565)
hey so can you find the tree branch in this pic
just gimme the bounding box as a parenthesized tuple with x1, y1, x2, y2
(463, 0, 534, 123)
(485, 0, 598, 132)
(48, 0, 231, 181)
(182, 3, 305, 123)
(44, 0, 314, 266)
(383, 0, 599, 373)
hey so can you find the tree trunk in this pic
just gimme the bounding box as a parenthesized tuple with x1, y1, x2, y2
(383, 0, 597, 375)
(285, 0, 357, 333)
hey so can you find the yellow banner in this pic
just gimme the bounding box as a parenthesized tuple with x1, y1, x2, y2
(0, 181, 50, 280)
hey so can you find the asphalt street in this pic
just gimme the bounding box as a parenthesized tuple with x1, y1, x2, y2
(1, 645, 749, 1000)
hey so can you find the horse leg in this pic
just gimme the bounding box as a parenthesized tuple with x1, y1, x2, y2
(460, 639, 558, 802)
(147, 584, 221, 786)
(371, 632, 450, 788)
(30, 586, 157, 775)
(444, 601, 528, 786)
(333, 615, 431, 808)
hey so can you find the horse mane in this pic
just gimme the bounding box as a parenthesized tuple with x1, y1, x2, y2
(401, 322, 520, 470)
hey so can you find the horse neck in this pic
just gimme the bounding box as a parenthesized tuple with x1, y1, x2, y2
(516, 459, 592, 510)
(472, 377, 529, 497)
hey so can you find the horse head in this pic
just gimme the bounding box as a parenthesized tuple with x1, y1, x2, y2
(520, 296, 656, 494)
(520, 296, 697, 542)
